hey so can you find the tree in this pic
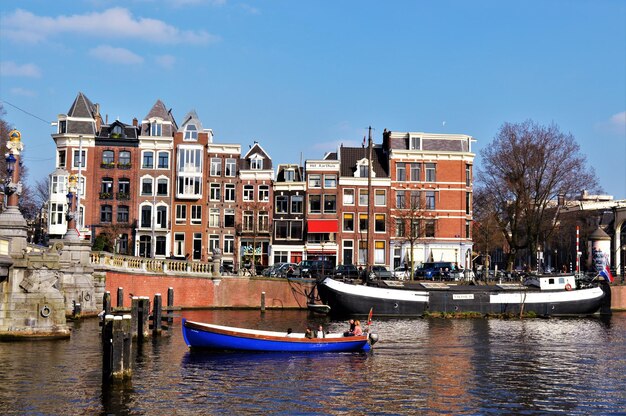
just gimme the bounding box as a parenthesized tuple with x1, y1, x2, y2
(393, 190, 429, 280)
(476, 120, 600, 270)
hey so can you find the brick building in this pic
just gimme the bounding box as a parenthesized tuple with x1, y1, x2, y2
(272, 164, 306, 265)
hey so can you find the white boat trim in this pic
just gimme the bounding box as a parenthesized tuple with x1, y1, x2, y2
(323, 278, 430, 302)
(489, 286, 604, 304)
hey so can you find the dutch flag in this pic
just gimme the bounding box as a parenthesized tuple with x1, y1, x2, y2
(599, 265, 614, 283)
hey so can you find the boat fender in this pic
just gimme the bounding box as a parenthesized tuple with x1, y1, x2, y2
(40, 305, 51, 318)
(565, 283, 572, 291)
(369, 333, 379, 346)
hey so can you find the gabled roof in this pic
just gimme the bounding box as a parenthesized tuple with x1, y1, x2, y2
(339, 145, 389, 178)
(275, 164, 304, 182)
(98, 120, 140, 141)
(67, 92, 97, 118)
(241, 142, 273, 170)
(178, 110, 204, 132)
(141, 99, 177, 136)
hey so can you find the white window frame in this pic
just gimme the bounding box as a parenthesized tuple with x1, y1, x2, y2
(210, 183, 221, 201)
(375, 189, 386, 206)
(209, 208, 219, 228)
(243, 185, 254, 201)
(191, 205, 202, 225)
(210, 158, 222, 177)
(225, 158, 236, 177)
(224, 183, 236, 202)
(174, 233, 185, 257)
(142, 150, 155, 169)
(175, 204, 187, 224)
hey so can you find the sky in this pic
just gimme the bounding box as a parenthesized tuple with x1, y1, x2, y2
(1, 0, 625, 199)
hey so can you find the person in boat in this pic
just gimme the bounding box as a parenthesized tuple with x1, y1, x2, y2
(315, 324, 325, 338)
(353, 320, 364, 336)
(343, 319, 356, 336)
(286, 328, 293, 337)
(305, 327, 314, 339)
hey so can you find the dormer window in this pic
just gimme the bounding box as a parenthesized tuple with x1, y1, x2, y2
(58, 120, 67, 134)
(150, 121, 162, 136)
(111, 125, 124, 138)
(354, 158, 373, 178)
(250, 157, 264, 170)
(184, 123, 198, 140)
(285, 169, 295, 182)
(359, 165, 369, 177)
(410, 135, 421, 150)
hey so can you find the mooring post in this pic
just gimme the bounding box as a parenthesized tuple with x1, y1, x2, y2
(138, 297, 150, 339)
(102, 314, 114, 379)
(111, 316, 125, 379)
(167, 287, 174, 327)
(122, 315, 132, 379)
(152, 293, 162, 335)
(261, 291, 266, 312)
(103, 291, 112, 315)
(117, 287, 124, 308)
(130, 297, 139, 339)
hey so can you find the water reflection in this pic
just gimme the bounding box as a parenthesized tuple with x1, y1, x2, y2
(0, 311, 625, 415)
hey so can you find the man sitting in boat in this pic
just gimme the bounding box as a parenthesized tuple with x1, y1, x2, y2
(343, 319, 356, 336)
(305, 327, 314, 339)
(315, 324, 325, 338)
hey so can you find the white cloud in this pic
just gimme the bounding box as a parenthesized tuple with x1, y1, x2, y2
(155, 54, 176, 69)
(89, 45, 144, 65)
(10, 87, 37, 97)
(1, 8, 220, 45)
(170, 0, 226, 6)
(597, 111, 626, 136)
(0, 61, 41, 78)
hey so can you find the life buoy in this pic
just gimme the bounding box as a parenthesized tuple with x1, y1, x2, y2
(84, 293, 91, 302)
(40, 305, 51, 318)
(565, 283, 572, 291)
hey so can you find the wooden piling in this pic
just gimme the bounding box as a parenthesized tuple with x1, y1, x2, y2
(122, 315, 132, 379)
(152, 293, 162, 335)
(130, 297, 139, 339)
(103, 291, 112, 315)
(167, 287, 174, 327)
(117, 287, 124, 308)
(138, 297, 150, 339)
(102, 314, 114, 378)
(261, 291, 266, 312)
(111, 316, 125, 379)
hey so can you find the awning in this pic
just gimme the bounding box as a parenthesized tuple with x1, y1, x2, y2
(307, 219, 338, 233)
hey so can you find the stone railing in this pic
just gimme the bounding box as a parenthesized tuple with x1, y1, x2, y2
(89, 251, 220, 277)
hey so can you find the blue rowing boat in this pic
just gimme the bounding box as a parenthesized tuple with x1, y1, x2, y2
(182, 319, 377, 352)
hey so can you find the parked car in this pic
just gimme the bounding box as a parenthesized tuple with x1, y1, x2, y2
(333, 264, 360, 279)
(276, 262, 298, 278)
(393, 265, 412, 280)
(369, 265, 393, 280)
(416, 262, 454, 280)
(262, 263, 284, 277)
(298, 260, 333, 278)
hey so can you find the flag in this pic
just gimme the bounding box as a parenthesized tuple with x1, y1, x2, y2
(367, 307, 373, 326)
(599, 265, 614, 283)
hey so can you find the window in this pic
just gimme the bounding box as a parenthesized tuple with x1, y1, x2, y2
(291, 195, 303, 214)
(343, 213, 354, 232)
(224, 209, 235, 228)
(209, 234, 220, 253)
(466, 164, 471, 187)
(410, 136, 421, 150)
(411, 219, 421, 238)
(58, 120, 67, 134)
(225, 158, 236, 177)
(118, 234, 129, 255)
(276, 195, 288, 213)
(358, 240, 368, 265)
(102, 150, 114, 165)
(375, 190, 386, 206)
(259, 211, 269, 232)
(359, 189, 368, 206)
(174, 233, 185, 257)
(50, 203, 64, 225)
(396, 164, 406, 182)
(210, 158, 222, 176)
(139, 236, 152, 258)
(250, 158, 263, 170)
(375, 214, 386, 232)
(101, 178, 113, 196)
(466, 220, 471, 239)
(151, 122, 162, 137)
(73, 150, 86, 168)
(374, 241, 385, 264)
(243, 211, 254, 231)
(426, 191, 436, 210)
(291, 221, 302, 240)
(410, 163, 421, 182)
(177, 147, 203, 197)
(359, 165, 369, 177)
(118, 178, 130, 198)
(410, 191, 421, 208)
(112, 125, 123, 136)
(309, 195, 321, 213)
(323, 195, 336, 213)
(275, 221, 288, 239)
(155, 236, 166, 256)
(100, 205, 112, 223)
(51, 175, 66, 194)
(425, 219, 435, 238)
(224, 184, 235, 202)
(191, 206, 202, 225)
(119, 151, 131, 166)
(396, 191, 405, 209)
(343, 240, 354, 265)
(178, 148, 202, 173)
(117, 205, 129, 223)
(156, 206, 167, 228)
(466, 192, 471, 214)
(140, 205, 152, 228)
(209, 208, 219, 227)
(210, 183, 221, 201)
(184, 123, 198, 140)
(158, 152, 169, 169)
(324, 175, 337, 188)
(175, 204, 187, 224)
(308, 175, 321, 188)
(177, 176, 202, 197)
(58, 150, 66, 168)
(243, 185, 254, 201)
(274, 250, 288, 263)
(141, 178, 153, 196)
(343, 189, 354, 205)
(157, 178, 168, 196)
(224, 235, 234, 254)
(425, 163, 436, 182)
(359, 214, 368, 232)
(258, 185, 269, 202)
(395, 219, 405, 237)
(142, 151, 154, 169)
(285, 169, 295, 182)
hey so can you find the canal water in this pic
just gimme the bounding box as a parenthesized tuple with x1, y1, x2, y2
(1, 310, 625, 415)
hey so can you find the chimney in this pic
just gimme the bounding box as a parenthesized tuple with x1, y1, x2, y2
(133, 117, 138, 127)
(94, 103, 102, 132)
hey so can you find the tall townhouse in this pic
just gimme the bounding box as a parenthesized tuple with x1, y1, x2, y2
(303, 156, 340, 267)
(238, 143, 273, 270)
(206, 138, 241, 272)
(271, 164, 306, 265)
(90, 119, 140, 254)
(384, 130, 475, 269)
(49, 92, 99, 240)
(171, 111, 212, 261)
(135, 101, 176, 258)
(336, 144, 391, 269)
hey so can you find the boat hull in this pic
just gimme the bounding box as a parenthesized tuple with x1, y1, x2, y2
(318, 278, 607, 317)
(182, 319, 371, 352)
